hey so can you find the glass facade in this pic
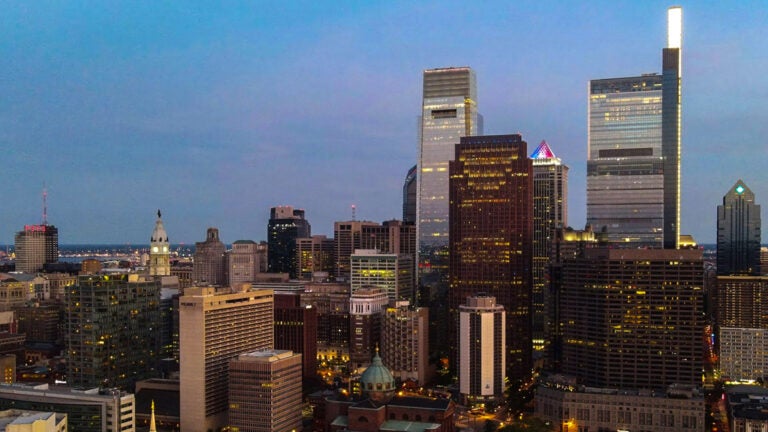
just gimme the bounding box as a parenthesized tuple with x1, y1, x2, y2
(717, 181, 761, 275)
(417, 67, 479, 249)
(587, 75, 664, 247)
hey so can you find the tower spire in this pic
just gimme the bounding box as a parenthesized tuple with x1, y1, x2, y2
(149, 399, 157, 432)
(42, 183, 48, 225)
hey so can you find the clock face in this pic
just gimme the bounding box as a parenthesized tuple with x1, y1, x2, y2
(152, 246, 159, 253)
(163, 246, 168, 252)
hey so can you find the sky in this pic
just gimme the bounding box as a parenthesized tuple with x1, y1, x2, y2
(2, 0, 767, 245)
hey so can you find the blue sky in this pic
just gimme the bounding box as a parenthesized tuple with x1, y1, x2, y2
(2, 1, 767, 244)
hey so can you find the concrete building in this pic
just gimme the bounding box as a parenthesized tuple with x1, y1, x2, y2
(66, 274, 161, 390)
(14, 225, 58, 274)
(228, 350, 303, 432)
(449, 134, 532, 381)
(381, 301, 429, 384)
(717, 180, 761, 275)
(0, 409, 66, 432)
(148, 210, 170, 277)
(227, 240, 261, 287)
(726, 385, 768, 432)
(458, 295, 505, 407)
(192, 228, 227, 286)
(0, 383, 135, 432)
(349, 287, 388, 369)
(178, 286, 273, 431)
(531, 140, 568, 358)
(274, 291, 318, 380)
(560, 248, 703, 389)
(268, 206, 310, 278)
(536, 379, 705, 432)
(350, 249, 414, 303)
(296, 235, 335, 280)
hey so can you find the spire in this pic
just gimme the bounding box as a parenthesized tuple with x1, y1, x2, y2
(530, 140, 556, 159)
(149, 399, 157, 432)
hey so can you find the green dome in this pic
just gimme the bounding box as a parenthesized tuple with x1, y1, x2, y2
(359, 350, 396, 404)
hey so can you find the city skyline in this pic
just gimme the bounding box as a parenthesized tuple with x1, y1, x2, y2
(3, 1, 766, 244)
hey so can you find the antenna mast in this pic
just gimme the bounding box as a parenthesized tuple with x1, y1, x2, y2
(351, 204, 356, 221)
(42, 183, 48, 225)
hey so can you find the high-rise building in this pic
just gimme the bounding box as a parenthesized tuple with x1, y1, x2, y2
(227, 240, 261, 286)
(178, 286, 274, 431)
(192, 228, 227, 286)
(66, 274, 161, 390)
(418, 66, 480, 251)
(349, 287, 388, 369)
(449, 134, 532, 381)
(274, 292, 318, 380)
(530, 140, 568, 357)
(458, 295, 505, 406)
(560, 248, 703, 389)
(268, 206, 310, 278)
(149, 210, 170, 277)
(350, 249, 414, 303)
(587, 7, 683, 249)
(403, 165, 417, 224)
(296, 235, 335, 280)
(14, 225, 58, 273)
(333, 220, 415, 282)
(717, 180, 761, 275)
(228, 350, 303, 432)
(381, 301, 429, 385)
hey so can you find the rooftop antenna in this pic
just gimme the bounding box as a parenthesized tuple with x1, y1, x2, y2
(42, 182, 48, 225)
(351, 204, 356, 221)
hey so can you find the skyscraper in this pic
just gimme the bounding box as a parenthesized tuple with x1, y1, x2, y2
(717, 180, 761, 275)
(381, 301, 429, 385)
(179, 286, 274, 431)
(349, 287, 388, 368)
(458, 295, 505, 406)
(418, 67, 480, 251)
(296, 235, 335, 280)
(268, 206, 310, 278)
(14, 224, 58, 273)
(560, 248, 703, 389)
(227, 240, 261, 286)
(449, 134, 532, 380)
(149, 210, 170, 277)
(350, 249, 414, 303)
(587, 7, 682, 248)
(192, 228, 227, 285)
(531, 140, 568, 357)
(403, 165, 417, 224)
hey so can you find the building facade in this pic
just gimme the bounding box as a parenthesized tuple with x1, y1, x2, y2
(66, 274, 161, 390)
(403, 165, 417, 224)
(14, 225, 58, 273)
(381, 301, 429, 385)
(350, 250, 414, 303)
(587, 7, 682, 248)
(717, 180, 761, 276)
(228, 350, 303, 432)
(149, 210, 170, 277)
(449, 134, 532, 381)
(178, 286, 274, 431)
(531, 140, 568, 358)
(349, 287, 388, 369)
(192, 228, 227, 286)
(227, 240, 261, 287)
(274, 292, 318, 380)
(268, 206, 311, 278)
(458, 295, 505, 407)
(296, 235, 335, 280)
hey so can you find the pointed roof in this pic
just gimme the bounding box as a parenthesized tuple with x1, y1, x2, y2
(151, 210, 168, 243)
(530, 140, 556, 159)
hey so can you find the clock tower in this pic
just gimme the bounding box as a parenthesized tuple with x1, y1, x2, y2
(150, 209, 171, 276)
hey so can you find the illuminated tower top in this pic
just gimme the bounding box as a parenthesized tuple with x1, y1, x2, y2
(149, 210, 170, 276)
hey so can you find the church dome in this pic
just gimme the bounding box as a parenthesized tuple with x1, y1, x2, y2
(151, 210, 168, 243)
(359, 349, 396, 404)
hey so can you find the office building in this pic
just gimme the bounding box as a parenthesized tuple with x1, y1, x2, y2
(531, 140, 568, 357)
(296, 235, 335, 280)
(179, 286, 274, 431)
(717, 180, 761, 275)
(228, 350, 303, 432)
(0, 409, 66, 432)
(227, 240, 261, 286)
(148, 210, 170, 276)
(560, 248, 703, 389)
(418, 66, 480, 250)
(449, 134, 532, 380)
(403, 165, 417, 224)
(66, 274, 161, 390)
(14, 225, 58, 274)
(268, 206, 310, 278)
(334, 220, 415, 282)
(274, 291, 318, 380)
(350, 249, 414, 303)
(349, 287, 388, 369)
(192, 227, 227, 286)
(0, 384, 135, 432)
(458, 295, 506, 406)
(587, 7, 683, 248)
(381, 301, 429, 384)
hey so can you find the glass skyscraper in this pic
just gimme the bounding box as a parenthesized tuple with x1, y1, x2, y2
(717, 180, 761, 275)
(587, 7, 682, 248)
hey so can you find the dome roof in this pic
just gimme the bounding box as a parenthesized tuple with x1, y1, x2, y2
(151, 210, 168, 243)
(359, 349, 395, 404)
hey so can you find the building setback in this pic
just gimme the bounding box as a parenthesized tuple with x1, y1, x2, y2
(717, 180, 761, 276)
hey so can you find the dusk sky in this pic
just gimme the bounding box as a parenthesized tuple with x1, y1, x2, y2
(3, 1, 767, 245)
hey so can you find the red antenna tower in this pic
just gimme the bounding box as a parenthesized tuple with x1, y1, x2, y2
(351, 204, 356, 221)
(42, 182, 48, 225)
